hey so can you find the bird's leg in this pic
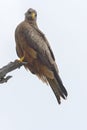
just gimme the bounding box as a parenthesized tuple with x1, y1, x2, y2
(17, 56, 25, 62)
(19, 56, 25, 62)
(15, 56, 27, 67)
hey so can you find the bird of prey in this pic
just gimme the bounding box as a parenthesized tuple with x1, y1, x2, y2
(15, 8, 68, 104)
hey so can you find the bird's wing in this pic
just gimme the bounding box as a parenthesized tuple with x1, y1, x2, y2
(32, 25, 55, 61)
(18, 22, 57, 70)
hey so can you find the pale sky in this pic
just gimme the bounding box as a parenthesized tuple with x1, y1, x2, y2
(0, 0, 87, 130)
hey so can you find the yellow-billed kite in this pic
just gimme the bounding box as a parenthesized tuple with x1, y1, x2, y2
(15, 8, 68, 104)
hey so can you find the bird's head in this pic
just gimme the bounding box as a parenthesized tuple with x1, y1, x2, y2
(25, 8, 37, 22)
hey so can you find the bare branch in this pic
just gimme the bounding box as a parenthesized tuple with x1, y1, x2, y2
(0, 60, 27, 84)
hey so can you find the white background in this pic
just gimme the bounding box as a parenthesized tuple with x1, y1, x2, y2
(0, 0, 87, 130)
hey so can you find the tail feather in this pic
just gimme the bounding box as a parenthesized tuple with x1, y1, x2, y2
(47, 78, 61, 104)
(47, 72, 68, 104)
(53, 68, 68, 97)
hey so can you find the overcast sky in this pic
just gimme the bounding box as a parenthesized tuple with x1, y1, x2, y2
(0, 0, 87, 130)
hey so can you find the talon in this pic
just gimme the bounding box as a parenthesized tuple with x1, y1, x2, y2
(18, 56, 25, 62)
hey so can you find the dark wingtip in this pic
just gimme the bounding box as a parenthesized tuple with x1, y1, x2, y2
(62, 84, 68, 97)
(58, 99, 61, 104)
(53, 69, 68, 98)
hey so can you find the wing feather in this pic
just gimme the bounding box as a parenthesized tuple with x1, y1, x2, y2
(31, 25, 55, 61)
(17, 22, 56, 69)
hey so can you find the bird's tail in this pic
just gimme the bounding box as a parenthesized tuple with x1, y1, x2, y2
(47, 69, 68, 104)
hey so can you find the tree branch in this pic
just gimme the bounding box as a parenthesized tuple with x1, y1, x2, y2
(0, 60, 27, 84)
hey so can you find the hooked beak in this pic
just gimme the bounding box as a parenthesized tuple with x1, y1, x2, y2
(31, 12, 36, 19)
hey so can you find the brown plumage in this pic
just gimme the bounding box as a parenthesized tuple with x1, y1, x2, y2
(15, 8, 68, 104)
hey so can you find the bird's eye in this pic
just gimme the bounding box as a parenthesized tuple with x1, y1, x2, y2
(28, 11, 32, 14)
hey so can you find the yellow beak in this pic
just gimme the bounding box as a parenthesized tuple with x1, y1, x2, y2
(31, 12, 35, 19)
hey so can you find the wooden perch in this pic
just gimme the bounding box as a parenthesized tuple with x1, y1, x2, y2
(0, 60, 27, 84)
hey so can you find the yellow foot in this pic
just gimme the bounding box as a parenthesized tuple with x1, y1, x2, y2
(18, 56, 25, 62)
